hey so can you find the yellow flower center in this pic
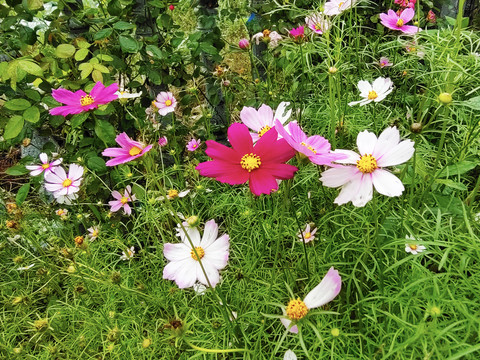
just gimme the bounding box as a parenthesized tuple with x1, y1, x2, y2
(409, 244, 418, 250)
(368, 91, 378, 100)
(92, 229, 99, 237)
(151, 100, 158, 108)
(120, 197, 129, 204)
(304, 232, 311, 239)
(315, 23, 323, 30)
(240, 153, 261, 172)
(129, 146, 142, 156)
(57, 210, 64, 215)
(300, 142, 317, 154)
(74, 236, 84, 245)
(168, 189, 179, 199)
(42, 163, 50, 170)
(286, 298, 309, 320)
(165, 99, 172, 106)
(396, 19, 404, 27)
(190, 246, 205, 261)
(263, 29, 271, 37)
(258, 125, 271, 137)
(62, 178, 72, 187)
(356, 154, 378, 174)
(80, 95, 95, 106)
(338, 2, 344, 8)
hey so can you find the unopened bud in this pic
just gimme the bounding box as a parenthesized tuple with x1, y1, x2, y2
(410, 122, 422, 133)
(438, 92, 452, 105)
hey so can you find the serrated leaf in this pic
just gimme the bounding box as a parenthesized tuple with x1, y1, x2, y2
(113, 21, 135, 30)
(119, 35, 139, 53)
(94, 119, 116, 145)
(75, 48, 89, 61)
(4, 115, 24, 139)
(5, 99, 31, 111)
(93, 63, 109, 73)
(71, 112, 90, 128)
(16, 183, 30, 205)
(92, 69, 103, 82)
(93, 28, 113, 40)
(23, 106, 40, 123)
(18, 60, 44, 77)
(87, 156, 107, 172)
(56, 44, 76, 58)
(6, 164, 30, 176)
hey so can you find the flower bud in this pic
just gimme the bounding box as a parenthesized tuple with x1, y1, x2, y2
(328, 66, 338, 74)
(169, 4, 174, 10)
(238, 38, 250, 49)
(158, 136, 168, 147)
(410, 122, 422, 133)
(438, 92, 452, 105)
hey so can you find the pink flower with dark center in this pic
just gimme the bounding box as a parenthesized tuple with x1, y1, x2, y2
(26, 153, 62, 176)
(379, 57, 393, 68)
(274, 120, 346, 166)
(187, 139, 201, 152)
(289, 26, 305, 41)
(154, 92, 177, 116)
(196, 123, 297, 196)
(49, 82, 118, 117)
(44, 164, 84, 199)
(109, 185, 136, 215)
(102, 133, 153, 166)
(380, 8, 420, 34)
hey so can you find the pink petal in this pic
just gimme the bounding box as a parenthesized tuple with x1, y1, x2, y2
(228, 123, 254, 155)
(109, 200, 122, 212)
(303, 267, 342, 309)
(249, 169, 279, 196)
(205, 140, 240, 163)
(196, 160, 249, 185)
(400, 8, 415, 23)
(105, 156, 136, 166)
(351, 174, 374, 207)
(51, 88, 81, 105)
(49, 105, 86, 116)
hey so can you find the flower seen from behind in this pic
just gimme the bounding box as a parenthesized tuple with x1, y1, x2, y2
(426, 10, 436, 24)
(44, 164, 83, 200)
(240, 102, 292, 142)
(102, 133, 153, 166)
(380, 8, 420, 34)
(186, 139, 201, 152)
(196, 123, 297, 196)
(109, 185, 136, 215)
(348, 77, 394, 106)
(298, 224, 317, 243)
(324, 0, 355, 16)
(320, 127, 415, 207)
(154, 92, 177, 116)
(26, 153, 62, 176)
(163, 219, 229, 288)
(49, 81, 118, 116)
(305, 13, 330, 34)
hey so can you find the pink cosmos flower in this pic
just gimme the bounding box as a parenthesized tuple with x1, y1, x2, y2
(26, 153, 62, 176)
(274, 120, 346, 166)
(281, 267, 341, 334)
(289, 26, 304, 41)
(380, 8, 420, 34)
(49, 82, 118, 116)
(379, 57, 393, 68)
(252, 30, 282, 48)
(240, 102, 291, 142)
(109, 185, 136, 215)
(394, 0, 416, 8)
(196, 123, 297, 196)
(305, 13, 330, 34)
(102, 133, 153, 166)
(153, 92, 177, 116)
(239, 38, 250, 49)
(297, 224, 317, 243)
(320, 127, 415, 207)
(163, 219, 229, 288)
(44, 164, 84, 199)
(187, 139, 201, 152)
(324, 0, 356, 16)
(158, 136, 168, 147)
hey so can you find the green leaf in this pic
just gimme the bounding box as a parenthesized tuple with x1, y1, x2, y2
(25, 89, 41, 102)
(77, 40, 91, 49)
(24, 0, 43, 10)
(461, 96, 480, 110)
(56, 44, 76, 58)
(200, 42, 219, 55)
(435, 179, 468, 191)
(71, 112, 90, 128)
(96, 54, 113, 62)
(132, 183, 146, 199)
(94, 119, 116, 145)
(440, 161, 477, 177)
(119, 35, 139, 53)
(6, 164, 30, 176)
(93, 63, 109, 73)
(75, 48, 89, 61)
(87, 156, 107, 172)
(4, 115, 24, 139)
(94, 28, 113, 40)
(23, 106, 40, 123)
(5, 98, 31, 111)
(145, 45, 164, 59)
(16, 183, 30, 205)
(18, 60, 44, 77)
(92, 69, 103, 83)
(79, 62, 94, 79)
(114, 21, 135, 30)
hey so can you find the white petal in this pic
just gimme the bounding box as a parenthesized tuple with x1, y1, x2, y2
(68, 164, 84, 181)
(196, 261, 220, 288)
(334, 173, 363, 206)
(372, 127, 400, 159)
(280, 317, 298, 334)
(357, 80, 373, 98)
(163, 243, 191, 262)
(284, 350, 298, 360)
(356, 130, 377, 155)
(303, 267, 342, 309)
(331, 149, 360, 164)
(348, 99, 372, 106)
(372, 169, 404, 197)
(177, 225, 201, 247)
(351, 174, 373, 207)
(376, 139, 415, 167)
(320, 166, 359, 188)
(203, 234, 229, 270)
(201, 219, 219, 248)
(163, 258, 197, 288)
(39, 153, 48, 164)
(274, 102, 292, 124)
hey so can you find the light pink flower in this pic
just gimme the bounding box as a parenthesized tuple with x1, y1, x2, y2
(158, 136, 168, 147)
(109, 185, 136, 215)
(154, 92, 177, 116)
(241, 102, 291, 142)
(252, 30, 282, 48)
(26, 153, 62, 176)
(297, 224, 317, 243)
(87, 226, 100, 240)
(379, 57, 393, 68)
(320, 127, 415, 207)
(44, 164, 83, 199)
(305, 13, 330, 34)
(163, 219, 229, 289)
(380, 8, 420, 34)
(120, 246, 135, 260)
(348, 77, 394, 106)
(324, 0, 355, 16)
(186, 139, 201, 152)
(102, 133, 153, 166)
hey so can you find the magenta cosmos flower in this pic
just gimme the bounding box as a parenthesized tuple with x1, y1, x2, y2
(289, 26, 304, 41)
(154, 92, 177, 116)
(44, 164, 84, 199)
(102, 133, 153, 166)
(196, 123, 297, 196)
(274, 120, 346, 166)
(380, 8, 420, 34)
(49, 82, 118, 116)
(163, 219, 229, 289)
(26, 153, 62, 176)
(109, 185, 136, 215)
(240, 102, 291, 142)
(281, 267, 341, 334)
(379, 57, 393, 68)
(320, 127, 415, 207)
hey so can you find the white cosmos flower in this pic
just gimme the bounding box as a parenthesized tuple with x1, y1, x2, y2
(240, 102, 292, 142)
(305, 13, 331, 34)
(405, 244, 426, 254)
(348, 77, 394, 106)
(324, 0, 356, 16)
(284, 350, 297, 360)
(26, 152, 62, 176)
(163, 219, 229, 289)
(120, 246, 135, 260)
(320, 127, 414, 207)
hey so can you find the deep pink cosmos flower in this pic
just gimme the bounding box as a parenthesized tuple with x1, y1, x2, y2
(109, 185, 136, 215)
(426, 10, 436, 24)
(102, 133, 153, 166)
(196, 123, 297, 196)
(26, 153, 62, 176)
(289, 26, 305, 41)
(49, 82, 118, 117)
(380, 8, 420, 34)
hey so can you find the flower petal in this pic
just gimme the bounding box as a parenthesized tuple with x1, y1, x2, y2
(320, 166, 360, 187)
(164, 242, 191, 262)
(163, 258, 197, 288)
(201, 219, 219, 248)
(372, 169, 404, 197)
(228, 123, 254, 154)
(303, 267, 342, 309)
(356, 130, 377, 155)
(376, 139, 414, 167)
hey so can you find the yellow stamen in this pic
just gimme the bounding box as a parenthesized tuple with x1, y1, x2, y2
(368, 91, 378, 100)
(91, 229, 99, 237)
(258, 125, 271, 137)
(62, 178, 72, 187)
(165, 99, 172, 106)
(129, 146, 142, 156)
(409, 244, 418, 250)
(338, 2, 344, 8)
(304, 232, 311, 239)
(80, 95, 95, 106)
(120, 197, 129, 204)
(396, 19, 404, 27)
(240, 153, 261, 172)
(300, 142, 317, 154)
(42, 163, 50, 170)
(190, 246, 205, 261)
(356, 154, 378, 174)
(262, 29, 271, 37)
(168, 189, 179, 199)
(286, 298, 309, 320)
(315, 23, 323, 30)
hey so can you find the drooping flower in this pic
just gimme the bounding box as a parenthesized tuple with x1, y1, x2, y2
(102, 133, 153, 166)
(394, 0, 416, 8)
(405, 243, 426, 254)
(320, 127, 415, 207)
(289, 26, 304, 41)
(324, 0, 356, 16)
(280, 267, 342, 333)
(274, 120, 347, 166)
(186, 139, 201, 152)
(109, 186, 136, 215)
(426, 10, 436, 24)
(158, 136, 168, 147)
(163, 219, 229, 289)
(26, 153, 62, 176)
(154, 92, 177, 116)
(305, 13, 330, 34)
(87, 226, 100, 241)
(240, 102, 291, 142)
(196, 123, 297, 196)
(379, 57, 393, 68)
(120, 246, 135, 260)
(238, 38, 250, 49)
(44, 164, 84, 200)
(297, 224, 317, 243)
(252, 29, 282, 48)
(380, 8, 420, 34)
(49, 82, 118, 116)
(348, 77, 394, 106)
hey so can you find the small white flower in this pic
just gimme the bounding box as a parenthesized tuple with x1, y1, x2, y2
(17, 264, 35, 271)
(88, 226, 100, 241)
(120, 246, 135, 260)
(348, 77, 394, 106)
(405, 242, 426, 255)
(284, 350, 297, 360)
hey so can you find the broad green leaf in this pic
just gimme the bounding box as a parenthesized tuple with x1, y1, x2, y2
(5, 99, 31, 111)
(200, 42, 219, 55)
(114, 21, 135, 30)
(132, 183, 146, 199)
(146, 45, 164, 59)
(25, 89, 41, 102)
(75, 48, 89, 61)
(93, 28, 113, 40)
(93, 63, 109, 73)
(94, 119, 116, 144)
(96, 54, 113, 61)
(77, 40, 91, 49)
(6, 164, 30, 176)
(56, 44, 76, 58)
(119, 35, 139, 53)
(79, 63, 94, 79)
(440, 161, 477, 177)
(92, 69, 103, 83)
(16, 183, 30, 205)
(71, 112, 90, 128)
(23, 106, 40, 123)
(87, 156, 107, 172)
(18, 60, 44, 77)
(4, 115, 24, 139)
(461, 96, 480, 110)
(24, 0, 43, 10)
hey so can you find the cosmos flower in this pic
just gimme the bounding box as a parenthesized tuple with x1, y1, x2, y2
(280, 267, 342, 333)
(186, 139, 201, 152)
(324, 0, 356, 16)
(114, 90, 142, 100)
(44, 164, 83, 199)
(380, 8, 420, 34)
(163, 219, 229, 288)
(196, 123, 297, 196)
(405, 243, 426, 254)
(426, 10, 436, 24)
(320, 127, 415, 207)
(240, 102, 292, 142)
(305, 13, 330, 34)
(379, 57, 393, 68)
(252, 29, 282, 48)
(102, 133, 153, 166)
(56, 208, 68, 217)
(109, 186, 136, 215)
(154, 92, 177, 116)
(297, 224, 317, 243)
(26, 153, 62, 176)
(394, 0, 416, 8)
(88, 226, 100, 241)
(348, 77, 394, 106)
(120, 246, 135, 260)
(289, 26, 304, 41)
(49, 82, 118, 116)
(284, 350, 297, 360)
